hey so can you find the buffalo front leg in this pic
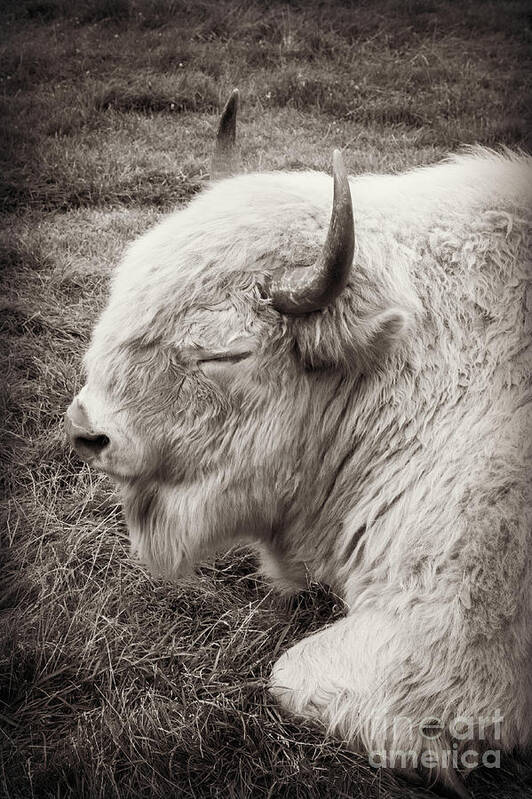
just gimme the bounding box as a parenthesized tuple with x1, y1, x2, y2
(269, 610, 396, 746)
(268, 607, 516, 798)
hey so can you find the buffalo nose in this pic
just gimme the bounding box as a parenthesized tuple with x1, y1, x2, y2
(65, 399, 110, 461)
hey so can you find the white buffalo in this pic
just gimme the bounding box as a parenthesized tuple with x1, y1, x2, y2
(66, 91, 532, 795)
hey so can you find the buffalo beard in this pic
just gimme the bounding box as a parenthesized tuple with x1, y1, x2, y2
(122, 472, 273, 580)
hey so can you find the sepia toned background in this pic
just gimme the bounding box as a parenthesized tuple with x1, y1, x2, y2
(1, 1, 530, 796)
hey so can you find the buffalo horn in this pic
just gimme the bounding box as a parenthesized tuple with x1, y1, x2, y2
(265, 150, 355, 314)
(211, 89, 239, 179)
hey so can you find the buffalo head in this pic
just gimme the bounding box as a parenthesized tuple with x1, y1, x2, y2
(66, 91, 415, 581)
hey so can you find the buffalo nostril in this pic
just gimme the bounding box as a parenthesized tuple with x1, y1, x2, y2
(65, 401, 110, 462)
(73, 433, 110, 459)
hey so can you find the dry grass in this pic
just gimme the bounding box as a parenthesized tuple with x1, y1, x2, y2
(1, 1, 531, 797)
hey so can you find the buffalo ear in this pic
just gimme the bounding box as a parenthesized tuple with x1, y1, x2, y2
(358, 307, 413, 371)
(369, 308, 411, 356)
(289, 304, 414, 373)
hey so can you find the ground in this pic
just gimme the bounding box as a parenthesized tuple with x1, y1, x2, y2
(1, 1, 531, 797)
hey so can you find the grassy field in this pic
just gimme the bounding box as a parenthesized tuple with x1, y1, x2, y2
(1, 1, 531, 797)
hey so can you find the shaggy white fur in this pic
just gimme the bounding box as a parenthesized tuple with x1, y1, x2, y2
(75, 147, 531, 795)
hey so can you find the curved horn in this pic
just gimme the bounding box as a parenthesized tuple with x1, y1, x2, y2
(211, 88, 239, 179)
(265, 150, 355, 315)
